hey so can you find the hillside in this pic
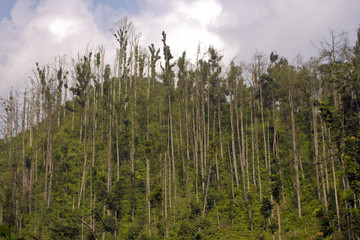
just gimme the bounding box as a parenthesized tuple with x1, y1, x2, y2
(0, 24, 360, 240)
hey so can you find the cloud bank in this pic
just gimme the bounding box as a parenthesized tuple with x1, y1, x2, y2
(0, 0, 359, 97)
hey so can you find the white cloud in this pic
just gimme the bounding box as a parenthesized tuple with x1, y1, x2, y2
(175, 0, 222, 26)
(48, 19, 75, 40)
(129, 0, 225, 63)
(213, 0, 360, 62)
(1, 0, 359, 97)
(0, 0, 113, 97)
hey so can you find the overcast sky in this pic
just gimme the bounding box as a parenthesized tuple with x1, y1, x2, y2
(0, 0, 359, 97)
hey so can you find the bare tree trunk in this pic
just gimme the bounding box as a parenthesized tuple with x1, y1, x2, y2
(89, 167, 93, 236)
(167, 122, 172, 210)
(250, 92, 256, 186)
(195, 75, 204, 196)
(146, 157, 151, 236)
(47, 120, 53, 207)
(78, 153, 87, 209)
(245, 130, 250, 192)
(289, 79, 301, 218)
(235, 89, 246, 200)
(240, 84, 248, 193)
(312, 105, 321, 200)
(79, 96, 89, 208)
(202, 159, 212, 218)
(35, 88, 41, 183)
(29, 150, 33, 215)
(92, 89, 97, 168)
(202, 87, 207, 168)
(267, 125, 271, 176)
(22, 91, 27, 198)
(81, 178, 86, 240)
(169, 93, 176, 205)
(64, 83, 67, 118)
(44, 114, 48, 203)
(29, 95, 34, 149)
(193, 89, 199, 202)
(72, 109, 74, 138)
(89, 88, 96, 235)
(252, 82, 262, 201)
(218, 99, 224, 161)
(164, 154, 169, 238)
(130, 50, 136, 220)
(320, 158, 328, 211)
(211, 112, 220, 189)
(229, 147, 235, 201)
(185, 77, 190, 180)
(178, 107, 185, 186)
(80, 115, 83, 144)
(328, 129, 341, 231)
(277, 203, 282, 240)
(5, 93, 16, 229)
(116, 116, 120, 181)
(245, 129, 255, 231)
(229, 90, 239, 188)
(107, 108, 112, 192)
(321, 119, 330, 193)
(255, 102, 262, 202)
(199, 104, 205, 195)
(15, 95, 19, 136)
(92, 194, 96, 232)
(118, 48, 122, 100)
(146, 64, 152, 236)
(206, 87, 210, 165)
(259, 83, 268, 170)
(113, 210, 117, 240)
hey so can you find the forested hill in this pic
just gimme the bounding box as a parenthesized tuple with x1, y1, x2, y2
(0, 20, 360, 239)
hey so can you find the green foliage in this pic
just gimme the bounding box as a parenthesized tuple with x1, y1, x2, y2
(0, 225, 11, 240)
(177, 220, 199, 240)
(148, 186, 162, 208)
(314, 207, 334, 238)
(270, 160, 282, 204)
(49, 218, 80, 240)
(343, 136, 360, 194)
(270, 52, 278, 63)
(0, 224, 36, 240)
(260, 198, 273, 219)
(70, 53, 93, 107)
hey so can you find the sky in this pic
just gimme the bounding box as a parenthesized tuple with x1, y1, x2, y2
(0, 0, 359, 97)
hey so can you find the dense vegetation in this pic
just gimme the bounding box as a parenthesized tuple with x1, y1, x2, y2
(0, 19, 360, 239)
